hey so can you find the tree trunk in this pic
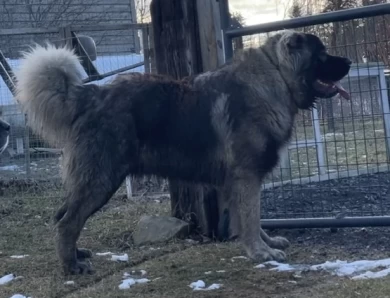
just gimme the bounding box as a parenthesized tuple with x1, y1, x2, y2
(150, 0, 232, 239)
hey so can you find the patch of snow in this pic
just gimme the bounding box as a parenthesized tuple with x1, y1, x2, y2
(0, 274, 15, 285)
(119, 278, 136, 290)
(119, 277, 150, 290)
(293, 272, 302, 279)
(206, 283, 222, 290)
(10, 255, 29, 259)
(352, 268, 390, 280)
(126, 270, 147, 277)
(96, 252, 113, 256)
(0, 165, 19, 171)
(64, 281, 75, 285)
(267, 261, 296, 272)
(111, 253, 129, 262)
(216, 270, 226, 273)
(288, 280, 298, 284)
(189, 280, 206, 290)
(311, 258, 390, 277)
(10, 295, 31, 298)
(231, 256, 248, 261)
(256, 258, 390, 280)
(204, 271, 212, 275)
(135, 278, 150, 284)
(140, 270, 147, 276)
(189, 280, 222, 291)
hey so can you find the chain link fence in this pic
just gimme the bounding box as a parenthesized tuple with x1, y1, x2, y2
(222, 4, 390, 223)
(0, 0, 168, 201)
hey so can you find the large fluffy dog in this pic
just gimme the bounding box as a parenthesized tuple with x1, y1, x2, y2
(0, 118, 10, 154)
(14, 31, 351, 275)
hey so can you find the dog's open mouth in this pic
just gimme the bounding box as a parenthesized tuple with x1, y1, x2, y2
(313, 79, 350, 100)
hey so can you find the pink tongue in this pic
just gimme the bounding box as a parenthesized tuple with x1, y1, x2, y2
(334, 81, 350, 100)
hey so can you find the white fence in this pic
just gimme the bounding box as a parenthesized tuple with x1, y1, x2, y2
(272, 62, 390, 189)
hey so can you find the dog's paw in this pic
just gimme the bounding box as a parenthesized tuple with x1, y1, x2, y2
(76, 248, 93, 259)
(247, 247, 287, 263)
(268, 248, 287, 262)
(64, 260, 94, 275)
(267, 236, 290, 250)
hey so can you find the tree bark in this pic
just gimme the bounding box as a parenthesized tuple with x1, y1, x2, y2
(151, 0, 230, 239)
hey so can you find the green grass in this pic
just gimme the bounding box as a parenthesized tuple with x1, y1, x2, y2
(268, 117, 389, 183)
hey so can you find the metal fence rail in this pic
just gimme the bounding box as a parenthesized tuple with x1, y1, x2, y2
(220, 2, 390, 228)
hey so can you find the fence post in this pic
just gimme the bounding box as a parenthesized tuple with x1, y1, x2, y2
(58, 26, 73, 48)
(279, 148, 291, 179)
(312, 105, 325, 175)
(149, 25, 157, 74)
(142, 26, 151, 74)
(218, 0, 233, 62)
(125, 176, 133, 198)
(378, 66, 390, 162)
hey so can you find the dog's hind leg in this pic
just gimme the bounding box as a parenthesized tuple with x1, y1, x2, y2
(55, 165, 126, 275)
(260, 228, 290, 250)
(54, 199, 93, 260)
(229, 174, 286, 263)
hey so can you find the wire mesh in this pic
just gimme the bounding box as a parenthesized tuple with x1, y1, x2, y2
(231, 15, 390, 220)
(1, 2, 390, 225)
(0, 1, 165, 201)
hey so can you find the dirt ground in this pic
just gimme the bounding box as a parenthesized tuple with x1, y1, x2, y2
(2, 186, 390, 298)
(262, 171, 390, 219)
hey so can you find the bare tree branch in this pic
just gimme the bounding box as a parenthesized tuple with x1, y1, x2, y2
(134, 0, 151, 23)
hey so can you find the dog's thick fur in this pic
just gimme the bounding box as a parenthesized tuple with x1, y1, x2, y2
(14, 31, 351, 275)
(0, 118, 10, 154)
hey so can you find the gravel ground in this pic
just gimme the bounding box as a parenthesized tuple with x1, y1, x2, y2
(262, 171, 390, 219)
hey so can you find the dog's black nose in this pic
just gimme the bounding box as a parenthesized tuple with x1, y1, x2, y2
(344, 58, 352, 65)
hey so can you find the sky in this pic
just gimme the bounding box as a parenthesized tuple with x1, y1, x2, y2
(229, 0, 291, 26)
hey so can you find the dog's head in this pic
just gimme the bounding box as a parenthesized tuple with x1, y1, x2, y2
(0, 118, 10, 154)
(267, 31, 351, 109)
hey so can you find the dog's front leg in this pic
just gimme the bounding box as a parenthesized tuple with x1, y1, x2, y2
(231, 176, 286, 263)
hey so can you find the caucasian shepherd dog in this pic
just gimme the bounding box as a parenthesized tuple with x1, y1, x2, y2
(14, 31, 351, 274)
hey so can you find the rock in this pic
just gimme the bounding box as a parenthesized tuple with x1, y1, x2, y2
(132, 216, 189, 246)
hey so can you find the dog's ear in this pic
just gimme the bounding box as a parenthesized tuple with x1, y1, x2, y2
(287, 33, 304, 49)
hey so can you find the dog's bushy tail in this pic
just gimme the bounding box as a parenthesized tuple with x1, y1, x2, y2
(14, 44, 83, 145)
